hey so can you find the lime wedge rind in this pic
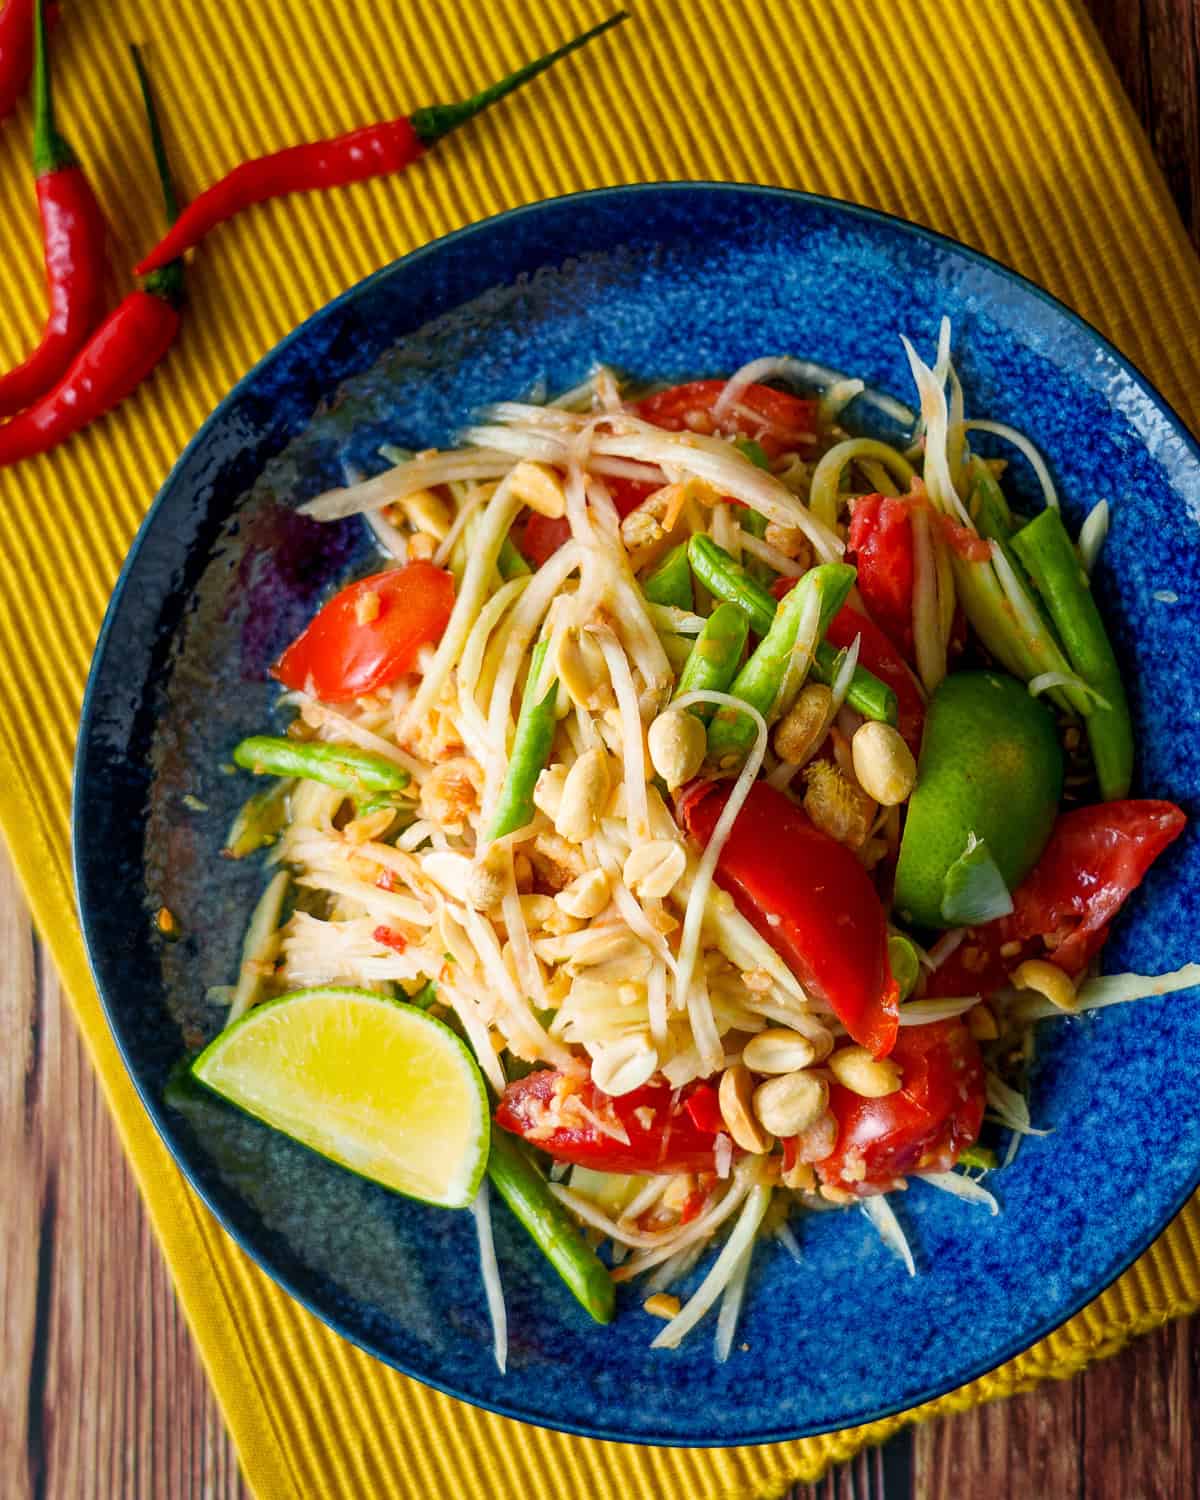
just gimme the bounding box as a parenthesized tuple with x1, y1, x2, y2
(192, 987, 489, 1210)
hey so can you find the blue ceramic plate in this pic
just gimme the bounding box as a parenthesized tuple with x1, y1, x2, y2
(74, 185, 1200, 1446)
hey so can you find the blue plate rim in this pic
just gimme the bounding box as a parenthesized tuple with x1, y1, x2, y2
(71, 180, 1200, 1447)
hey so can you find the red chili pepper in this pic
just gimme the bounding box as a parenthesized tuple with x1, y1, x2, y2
(678, 779, 900, 1057)
(372, 925, 408, 954)
(0, 45, 182, 467)
(134, 13, 629, 276)
(0, 0, 57, 123)
(0, 1, 106, 419)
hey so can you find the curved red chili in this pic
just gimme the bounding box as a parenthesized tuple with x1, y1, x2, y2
(0, 46, 182, 467)
(0, 0, 106, 419)
(134, 12, 629, 276)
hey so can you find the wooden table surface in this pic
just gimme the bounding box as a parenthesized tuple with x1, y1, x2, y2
(4, 3, 1199, 1497)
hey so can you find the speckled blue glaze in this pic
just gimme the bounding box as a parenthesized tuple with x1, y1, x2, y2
(74, 185, 1200, 1447)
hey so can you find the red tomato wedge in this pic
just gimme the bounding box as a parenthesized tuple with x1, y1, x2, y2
(520, 474, 656, 568)
(495, 1071, 724, 1175)
(826, 605, 926, 755)
(274, 562, 454, 702)
(848, 494, 916, 658)
(637, 379, 818, 458)
(679, 780, 899, 1057)
(816, 1019, 985, 1193)
(926, 799, 1187, 997)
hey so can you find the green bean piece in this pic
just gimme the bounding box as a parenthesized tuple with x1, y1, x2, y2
(1010, 507, 1134, 800)
(497, 534, 532, 579)
(222, 777, 293, 858)
(404, 978, 438, 1010)
(486, 638, 558, 841)
(672, 602, 749, 720)
(642, 542, 694, 610)
(232, 737, 410, 796)
(810, 642, 899, 725)
(957, 1144, 999, 1171)
(967, 458, 1015, 544)
(486, 1129, 615, 1324)
(708, 563, 856, 763)
(686, 535, 776, 635)
(887, 932, 922, 1001)
(734, 436, 772, 475)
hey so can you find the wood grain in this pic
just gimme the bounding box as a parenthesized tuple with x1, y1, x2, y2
(3, 5, 1200, 1497)
(0, 848, 249, 1500)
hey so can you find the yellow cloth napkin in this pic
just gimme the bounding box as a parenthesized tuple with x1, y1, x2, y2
(2, 1, 1199, 1493)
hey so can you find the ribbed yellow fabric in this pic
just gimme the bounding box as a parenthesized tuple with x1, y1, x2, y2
(1, 1, 1198, 1494)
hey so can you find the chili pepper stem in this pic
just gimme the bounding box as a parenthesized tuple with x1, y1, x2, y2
(130, 43, 185, 304)
(32, 0, 73, 176)
(409, 11, 629, 145)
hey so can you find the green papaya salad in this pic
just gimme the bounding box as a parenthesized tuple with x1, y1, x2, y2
(192, 322, 1196, 1366)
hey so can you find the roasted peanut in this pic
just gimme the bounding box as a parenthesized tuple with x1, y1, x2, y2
(623, 840, 687, 900)
(555, 748, 610, 844)
(555, 868, 612, 920)
(752, 1071, 828, 1137)
(1011, 957, 1077, 1012)
(827, 1045, 901, 1098)
(741, 1028, 818, 1075)
(589, 1034, 658, 1097)
(509, 460, 566, 518)
(851, 721, 917, 806)
(556, 626, 612, 712)
(644, 1293, 681, 1320)
(718, 1064, 774, 1154)
(532, 763, 567, 821)
(647, 707, 706, 789)
(773, 683, 834, 766)
(802, 760, 874, 848)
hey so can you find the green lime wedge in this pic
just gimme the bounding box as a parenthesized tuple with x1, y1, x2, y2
(192, 987, 489, 1209)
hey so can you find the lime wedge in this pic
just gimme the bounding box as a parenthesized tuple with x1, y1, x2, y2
(192, 987, 489, 1209)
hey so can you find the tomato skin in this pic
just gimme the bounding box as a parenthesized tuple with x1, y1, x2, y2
(816, 1019, 985, 1192)
(926, 799, 1187, 997)
(826, 605, 926, 754)
(683, 1082, 723, 1134)
(273, 562, 454, 702)
(679, 780, 899, 1057)
(637, 379, 818, 458)
(519, 474, 655, 567)
(848, 495, 916, 658)
(495, 1070, 723, 1174)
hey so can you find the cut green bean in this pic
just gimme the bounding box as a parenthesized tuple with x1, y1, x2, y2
(223, 777, 293, 858)
(708, 563, 856, 763)
(486, 1129, 615, 1324)
(686, 534, 776, 635)
(404, 978, 439, 1010)
(642, 542, 694, 610)
(734, 436, 772, 475)
(232, 737, 410, 796)
(967, 458, 1015, 544)
(1010, 507, 1133, 800)
(486, 638, 558, 841)
(497, 534, 532, 579)
(887, 932, 922, 1001)
(672, 602, 749, 720)
(957, 1144, 999, 1171)
(811, 642, 898, 725)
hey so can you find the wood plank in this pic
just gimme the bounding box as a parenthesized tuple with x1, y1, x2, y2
(0, 846, 248, 1500)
